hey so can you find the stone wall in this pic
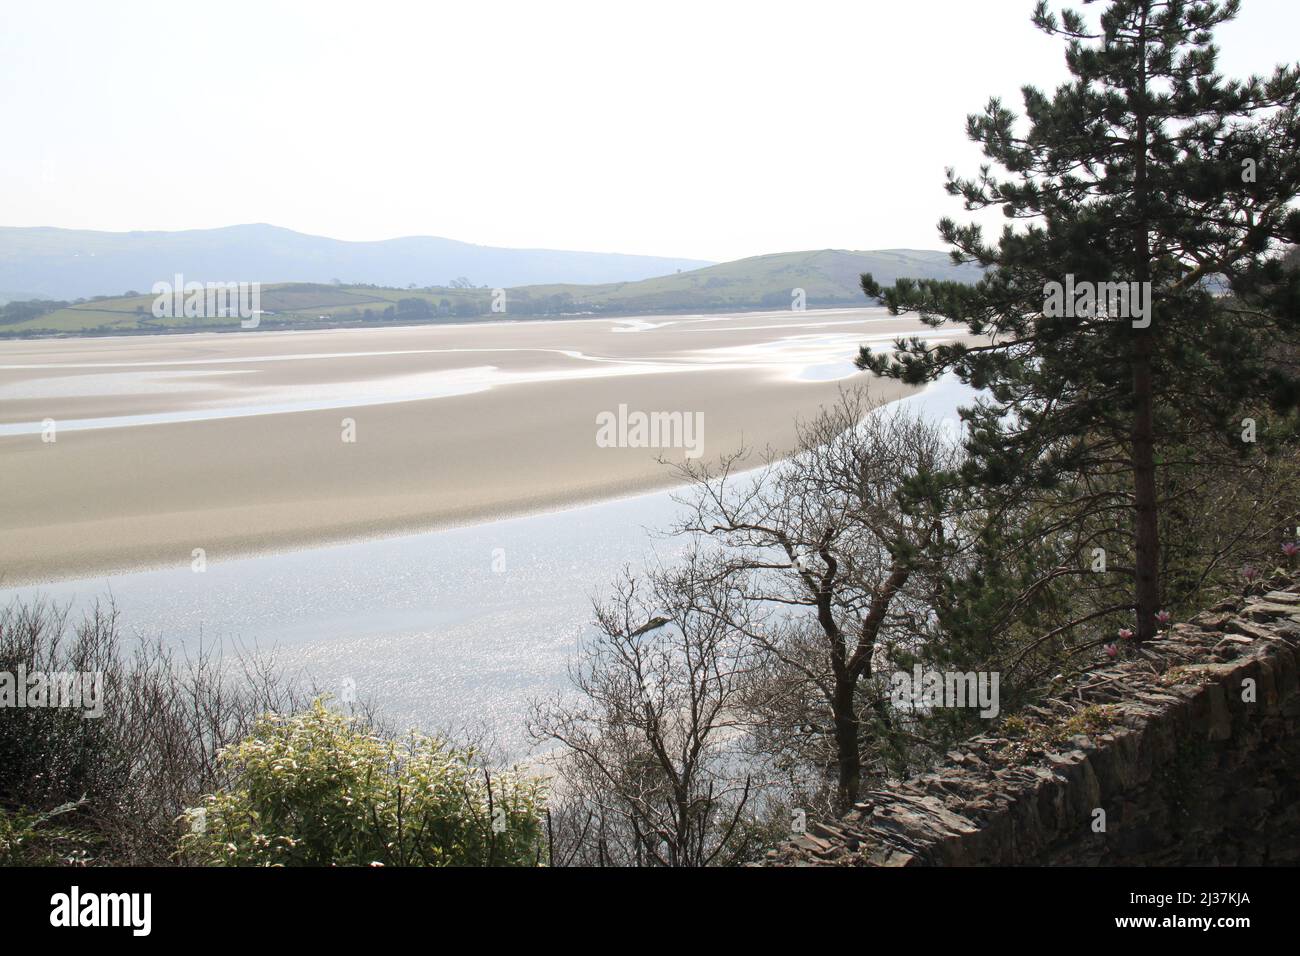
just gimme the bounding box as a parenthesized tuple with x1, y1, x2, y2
(764, 579, 1300, 866)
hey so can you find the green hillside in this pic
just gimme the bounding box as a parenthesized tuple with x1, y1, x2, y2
(0, 249, 979, 337)
(511, 249, 979, 314)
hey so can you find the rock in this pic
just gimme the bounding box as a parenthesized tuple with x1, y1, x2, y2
(1245, 602, 1300, 622)
(1226, 619, 1279, 640)
(1192, 611, 1234, 630)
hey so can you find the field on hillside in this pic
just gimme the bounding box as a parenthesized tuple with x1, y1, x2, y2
(0, 285, 494, 334)
(0, 249, 979, 335)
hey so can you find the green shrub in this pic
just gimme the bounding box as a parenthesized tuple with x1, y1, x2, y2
(0, 800, 93, 866)
(179, 700, 547, 867)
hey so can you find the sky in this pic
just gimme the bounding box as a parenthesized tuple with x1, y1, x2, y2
(1, 0, 1297, 263)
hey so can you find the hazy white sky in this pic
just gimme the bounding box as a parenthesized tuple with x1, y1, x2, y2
(2, 0, 1297, 262)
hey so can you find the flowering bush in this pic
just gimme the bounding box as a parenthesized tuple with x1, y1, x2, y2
(179, 700, 546, 867)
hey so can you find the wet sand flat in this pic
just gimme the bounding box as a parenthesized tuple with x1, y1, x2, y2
(0, 308, 940, 584)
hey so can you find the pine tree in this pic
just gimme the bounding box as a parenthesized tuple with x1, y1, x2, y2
(857, 0, 1300, 641)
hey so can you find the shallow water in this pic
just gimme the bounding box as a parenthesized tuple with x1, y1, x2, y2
(0, 374, 979, 755)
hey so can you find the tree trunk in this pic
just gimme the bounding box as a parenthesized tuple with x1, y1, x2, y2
(1131, 336, 1161, 642)
(832, 677, 860, 807)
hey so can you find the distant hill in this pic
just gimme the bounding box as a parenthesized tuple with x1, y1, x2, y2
(0, 248, 981, 337)
(509, 249, 981, 314)
(0, 224, 713, 301)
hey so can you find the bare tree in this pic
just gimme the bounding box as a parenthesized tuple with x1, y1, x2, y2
(667, 388, 962, 808)
(529, 554, 772, 866)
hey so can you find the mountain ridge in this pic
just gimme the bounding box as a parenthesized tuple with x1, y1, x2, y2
(0, 223, 716, 300)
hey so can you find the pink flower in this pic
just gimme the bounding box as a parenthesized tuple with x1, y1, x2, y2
(1118, 628, 1134, 641)
(1283, 542, 1299, 558)
(1156, 610, 1171, 626)
(1243, 566, 1260, 582)
(1104, 643, 1118, 658)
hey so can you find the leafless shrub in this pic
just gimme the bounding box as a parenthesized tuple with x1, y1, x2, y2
(0, 596, 306, 864)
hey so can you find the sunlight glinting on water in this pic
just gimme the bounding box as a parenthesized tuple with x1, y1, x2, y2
(0, 370, 977, 756)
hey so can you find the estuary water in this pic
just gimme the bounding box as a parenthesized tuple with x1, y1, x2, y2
(0, 374, 978, 755)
